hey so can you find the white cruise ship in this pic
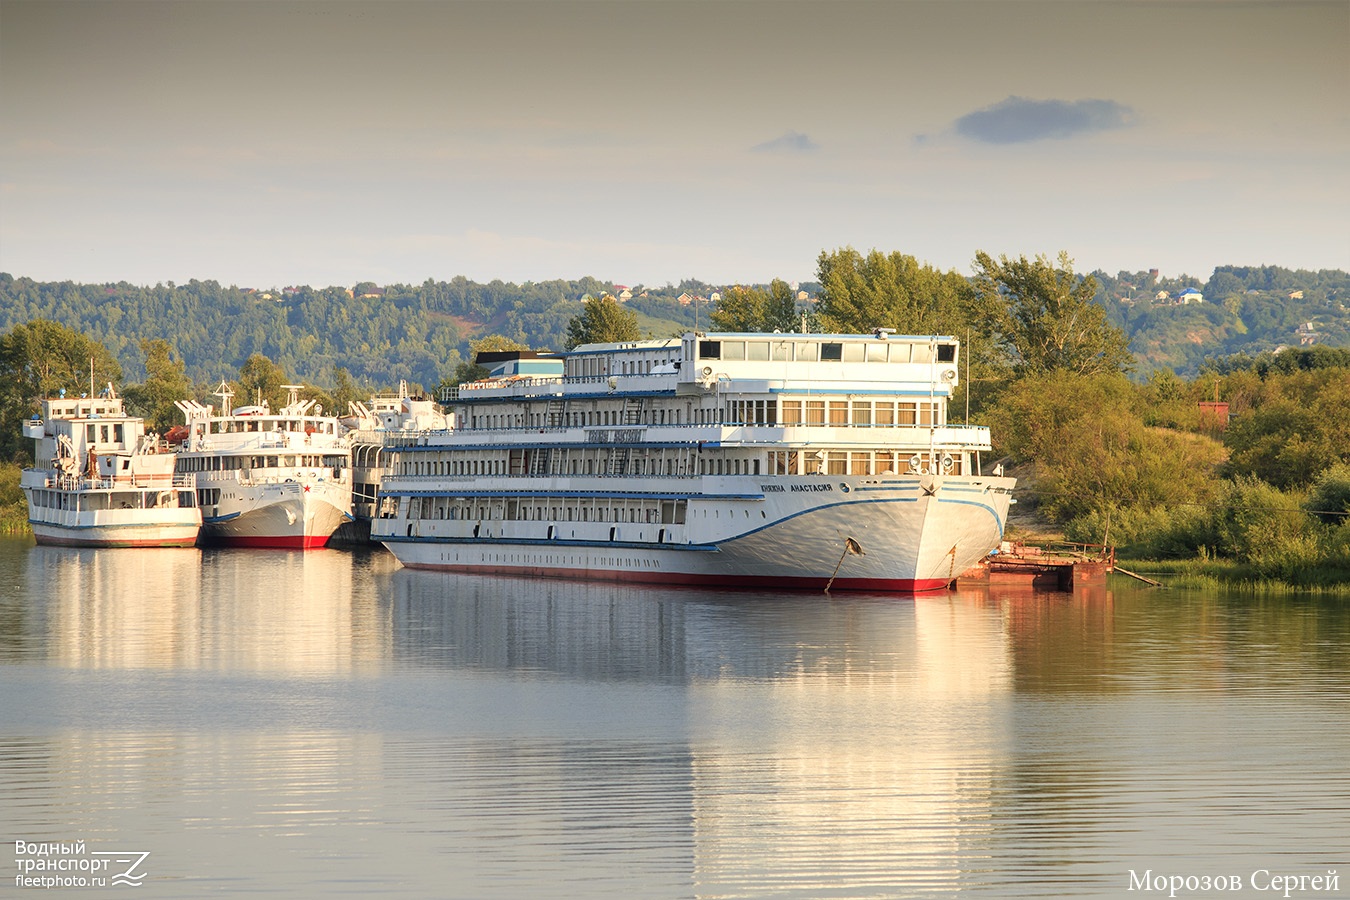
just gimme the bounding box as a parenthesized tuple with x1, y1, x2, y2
(371, 331, 1015, 592)
(171, 383, 353, 548)
(20, 388, 200, 547)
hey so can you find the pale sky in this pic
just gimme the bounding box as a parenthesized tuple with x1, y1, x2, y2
(2, 0, 1347, 289)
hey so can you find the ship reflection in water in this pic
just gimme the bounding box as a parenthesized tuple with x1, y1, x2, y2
(1, 542, 1347, 898)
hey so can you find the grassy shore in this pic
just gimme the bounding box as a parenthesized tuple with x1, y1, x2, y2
(0, 462, 31, 536)
(1117, 557, 1350, 597)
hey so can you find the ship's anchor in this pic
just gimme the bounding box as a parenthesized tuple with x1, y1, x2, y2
(825, 536, 865, 593)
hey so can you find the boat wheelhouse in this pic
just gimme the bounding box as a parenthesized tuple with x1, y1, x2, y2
(372, 331, 1015, 592)
(171, 383, 353, 549)
(20, 389, 200, 547)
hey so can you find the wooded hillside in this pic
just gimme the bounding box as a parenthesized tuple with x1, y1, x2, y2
(1, 265, 1345, 393)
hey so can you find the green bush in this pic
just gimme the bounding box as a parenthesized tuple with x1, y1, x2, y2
(0, 462, 30, 535)
(1305, 463, 1350, 526)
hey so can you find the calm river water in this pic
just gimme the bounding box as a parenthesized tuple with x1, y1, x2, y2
(1, 538, 1347, 898)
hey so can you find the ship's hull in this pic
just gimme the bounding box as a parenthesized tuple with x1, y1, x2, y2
(26, 506, 200, 548)
(377, 474, 1013, 593)
(199, 480, 351, 549)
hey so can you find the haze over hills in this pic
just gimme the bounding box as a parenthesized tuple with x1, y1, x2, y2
(1, 265, 1346, 391)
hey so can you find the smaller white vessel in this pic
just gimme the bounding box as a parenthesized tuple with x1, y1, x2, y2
(20, 386, 201, 547)
(172, 383, 353, 549)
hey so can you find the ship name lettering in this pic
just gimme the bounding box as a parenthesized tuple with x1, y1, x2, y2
(585, 428, 646, 444)
(790, 484, 833, 492)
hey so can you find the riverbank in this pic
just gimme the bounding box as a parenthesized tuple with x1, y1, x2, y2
(1117, 557, 1350, 597)
(0, 463, 29, 536)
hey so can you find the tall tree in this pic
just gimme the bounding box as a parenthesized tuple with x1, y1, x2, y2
(123, 338, 191, 432)
(711, 279, 799, 333)
(973, 250, 1133, 377)
(814, 248, 975, 335)
(0, 320, 122, 460)
(331, 366, 365, 415)
(565, 295, 640, 349)
(235, 353, 288, 411)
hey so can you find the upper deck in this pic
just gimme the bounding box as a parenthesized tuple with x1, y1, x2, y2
(451, 332, 962, 403)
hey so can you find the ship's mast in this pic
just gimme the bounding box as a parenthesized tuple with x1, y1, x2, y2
(213, 380, 235, 417)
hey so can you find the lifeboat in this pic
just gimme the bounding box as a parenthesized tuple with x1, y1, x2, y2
(163, 425, 190, 444)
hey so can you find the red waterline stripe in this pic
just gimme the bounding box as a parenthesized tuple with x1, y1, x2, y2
(34, 536, 199, 549)
(209, 535, 332, 549)
(396, 560, 949, 593)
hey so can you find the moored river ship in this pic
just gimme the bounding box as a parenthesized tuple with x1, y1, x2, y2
(20, 389, 200, 547)
(372, 331, 1015, 592)
(171, 383, 352, 548)
(333, 383, 449, 544)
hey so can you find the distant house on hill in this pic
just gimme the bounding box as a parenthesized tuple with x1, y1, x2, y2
(617, 288, 633, 302)
(1288, 290, 1304, 300)
(1176, 288, 1204, 304)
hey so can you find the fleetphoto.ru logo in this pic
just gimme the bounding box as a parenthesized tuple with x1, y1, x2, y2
(14, 840, 150, 890)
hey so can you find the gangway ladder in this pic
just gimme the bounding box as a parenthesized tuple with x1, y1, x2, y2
(623, 396, 646, 426)
(545, 397, 566, 428)
(608, 446, 630, 476)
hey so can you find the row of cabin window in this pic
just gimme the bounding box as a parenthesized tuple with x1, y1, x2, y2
(397, 447, 956, 478)
(48, 403, 121, 418)
(83, 423, 127, 444)
(465, 399, 943, 431)
(732, 399, 943, 427)
(204, 419, 336, 434)
(28, 488, 185, 510)
(400, 449, 736, 477)
(177, 454, 345, 472)
(408, 497, 688, 524)
(768, 450, 963, 476)
(567, 356, 679, 377)
(468, 408, 682, 429)
(700, 340, 955, 364)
